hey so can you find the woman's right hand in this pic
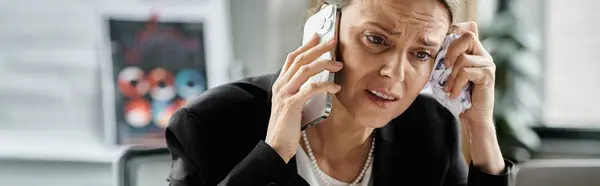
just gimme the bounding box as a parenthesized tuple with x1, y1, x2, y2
(265, 34, 343, 163)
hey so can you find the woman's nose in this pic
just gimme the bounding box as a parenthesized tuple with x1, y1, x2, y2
(379, 55, 406, 82)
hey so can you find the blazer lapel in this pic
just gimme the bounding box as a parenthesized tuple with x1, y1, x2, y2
(372, 125, 396, 185)
(288, 157, 310, 186)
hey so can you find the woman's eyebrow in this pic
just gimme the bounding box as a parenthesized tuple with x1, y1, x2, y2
(363, 21, 402, 35)
(362, 20, 442, 49)
(418, 37, 439, 48)
(363, 21, 441, 47)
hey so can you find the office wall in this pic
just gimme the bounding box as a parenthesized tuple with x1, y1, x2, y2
(265, 0, 309, 76)
(0, 0, 103, 134)
(544, 0, 600, 126)
(0, 0, 285, 133)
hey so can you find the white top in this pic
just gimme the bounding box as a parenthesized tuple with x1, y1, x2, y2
(296, 147, 374, 186)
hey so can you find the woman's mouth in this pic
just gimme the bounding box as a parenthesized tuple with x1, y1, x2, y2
(365, 89, 399, 109)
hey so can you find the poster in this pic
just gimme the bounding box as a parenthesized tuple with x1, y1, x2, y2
(107, 16, 207, 145)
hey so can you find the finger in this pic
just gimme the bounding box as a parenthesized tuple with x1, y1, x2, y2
(444, 31, 484, 68)
(450, 67, 491, 98)
(449, 68, 471, 99)
(292, 82, 341, 105)
(281, 38, 337, 82)
(284, 59, 343, 93)
(445, 54, 492, 92)
(445, 54, 466, 92)
(279, 33, 320, 77)
(449, 21, 479, 38)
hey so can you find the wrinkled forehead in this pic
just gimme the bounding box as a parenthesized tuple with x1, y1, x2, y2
(349, 0, 451, 33)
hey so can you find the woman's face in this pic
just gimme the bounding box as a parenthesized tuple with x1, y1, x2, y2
(333, 0, 451, 128)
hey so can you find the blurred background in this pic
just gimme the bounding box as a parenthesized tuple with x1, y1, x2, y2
(0, 0, 599, 186)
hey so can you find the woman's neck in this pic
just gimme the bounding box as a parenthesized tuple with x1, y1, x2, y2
(301, 106, 374, 169)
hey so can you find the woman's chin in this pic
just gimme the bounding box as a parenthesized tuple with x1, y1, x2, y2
(353, 114, 392, 129)
(334, 96, 398, 129)
(350, 102, 411, 129)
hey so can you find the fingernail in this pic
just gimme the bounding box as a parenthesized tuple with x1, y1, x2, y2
(335, 85, 342, 90)
(335, 61, 343, 66)
(312, 33, 320, 40)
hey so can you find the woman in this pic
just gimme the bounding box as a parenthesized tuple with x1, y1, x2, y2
(166, 0, 514, 185)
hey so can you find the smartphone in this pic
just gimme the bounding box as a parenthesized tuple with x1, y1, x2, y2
(299, 4, 341, 131)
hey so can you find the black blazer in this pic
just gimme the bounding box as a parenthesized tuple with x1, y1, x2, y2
(165, 74, 515, 186)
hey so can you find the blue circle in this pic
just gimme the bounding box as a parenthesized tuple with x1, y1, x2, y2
(175, 69, 206, 100)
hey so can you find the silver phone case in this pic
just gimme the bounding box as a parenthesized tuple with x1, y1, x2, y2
(300, 4, 339, 131)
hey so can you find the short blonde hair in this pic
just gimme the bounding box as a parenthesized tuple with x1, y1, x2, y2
(310, 0, 464, 23)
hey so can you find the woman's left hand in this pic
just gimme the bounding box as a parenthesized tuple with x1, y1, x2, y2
(443, 21, 506, 174)
(444, 21, 495, 127)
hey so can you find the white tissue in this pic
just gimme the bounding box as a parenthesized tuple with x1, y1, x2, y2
(423, 34, 473, 117)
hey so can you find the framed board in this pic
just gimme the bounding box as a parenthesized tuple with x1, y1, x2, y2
(100, 0, 233, 146)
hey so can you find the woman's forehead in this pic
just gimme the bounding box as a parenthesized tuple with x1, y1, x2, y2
(349, 0, 450, 31)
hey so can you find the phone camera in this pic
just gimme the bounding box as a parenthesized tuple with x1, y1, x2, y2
(318, 18, 332, 35)
(319, 17, 327, 29)
(321, 5, 334, 18)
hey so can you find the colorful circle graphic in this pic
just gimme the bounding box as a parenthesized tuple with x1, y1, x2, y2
(148, 68, 176, 101)
(175, 69, 206, 101)
(124, 99, 152, 128)
(117, 67, 150, 98)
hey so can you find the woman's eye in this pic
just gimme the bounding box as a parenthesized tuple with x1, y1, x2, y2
(415, 51, 431, 61)
(365, 35, 387, 46)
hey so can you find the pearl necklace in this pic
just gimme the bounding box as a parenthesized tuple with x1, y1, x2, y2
(301, 130, 375, 186)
